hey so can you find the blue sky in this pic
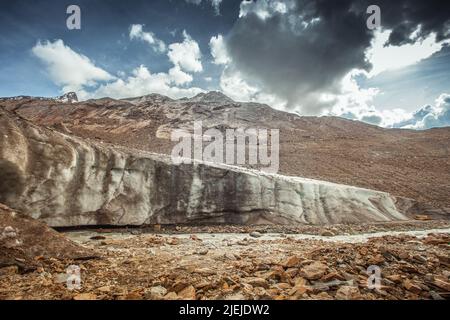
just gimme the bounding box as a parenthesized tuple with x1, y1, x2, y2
(0, 0, 449, 129)
(0, 0, 240, 97)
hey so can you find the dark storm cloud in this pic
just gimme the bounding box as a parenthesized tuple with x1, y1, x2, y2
(225, 0, 450, 113)
(374, 0, 450, 45)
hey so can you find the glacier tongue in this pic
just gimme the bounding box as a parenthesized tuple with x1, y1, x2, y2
(0, 109, 409, 227)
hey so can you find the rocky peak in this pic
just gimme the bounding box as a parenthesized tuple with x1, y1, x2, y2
(123, 93, 173, 105)
(0, 92, 78, 103)
(57, 92, 78, 103)
(189, 91, 235, 104)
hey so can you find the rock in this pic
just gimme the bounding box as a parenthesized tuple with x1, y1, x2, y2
(322, 272, 343, 282)
(424, 274, 435, 282)
(90, 235, 106, 241)
(190, 234, 202, 241)
(124, 291, 143, 300)
(285, 268, 298, 278)
(312, 292, 333, 300)
(381, 250, 398, 262)
(196, 249, 209, 255)
(53, 273, 68, 284)
(368, 254, 385, 265)
(224, 293, 246, 300)
(403, 280, 422, 294)
(252, 287, 272, 299)
(432, 278, 450, 291)
(249, 232, 262, 238)
(172, 280, 189, 292)
(97, 286, 111, 293)
(429, 291, 445, 300)
(264, 270, 289, 283)
(223, 253, 236, 260)
(281, 255, 301, 268)
(167, 238, 179, 245)
(194, 281, 210, 289)
(0, 265, 18, 276)
(256, 263, 271, 271)
(73, 293, 97, 300)
(359, 247, 369, 255)
(164, 292, 178, 300)
(437, 254, 450, 265)
(2, 226, 17, 238)
(412, 255, 427, 263)
(386, 274, 402, 283)
(150, 286, 167, 298)
(294, 277, 307, 287)
(414, 215, 431, 221)
(423, 234, 450, 245)
(178, 285, 196, 300)
(288, 285, 308, 297)
(320, 230, 335, 237)
(399, 263, 417, 273)
(245, 277, 269, 289)
(335, 286, 362, 300)
(237, 240, 249, 246)
(153, 224, 161, 231)
(300, 261, 328, 280)
(193, 267, 216, 276)
(275, 283, 292, 290)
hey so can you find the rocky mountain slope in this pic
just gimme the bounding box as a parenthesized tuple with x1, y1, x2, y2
(0, 108, 413, 227)
(2, 92, 449, 211)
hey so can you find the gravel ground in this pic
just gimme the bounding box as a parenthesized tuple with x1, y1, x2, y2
(1, 222, 449, 300)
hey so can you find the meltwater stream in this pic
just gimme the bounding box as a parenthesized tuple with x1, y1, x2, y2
(65, 228, 450, 244)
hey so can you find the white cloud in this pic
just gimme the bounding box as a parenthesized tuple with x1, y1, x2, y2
(210, 0, 222, 15)
(239, 0, 293, 19)
(366, 30, 447, 77)
(32, 39, 115, 93)
(86, 65, 203, 100)
(326, 70, 411, 127)
(168, 31, 203, 73)
(219, 65, 287, 109)
(168, 66, 193, 85)
(129, 24, 166, 53)
(392, 94, 450, 129)
(331, 104, 412, 127)
(326, 70, 450, 130)
(209, 35, 230, 65)
(33, 29, 208, 101)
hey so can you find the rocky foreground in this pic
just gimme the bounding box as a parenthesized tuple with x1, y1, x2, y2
(1, 223, 449, 300)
